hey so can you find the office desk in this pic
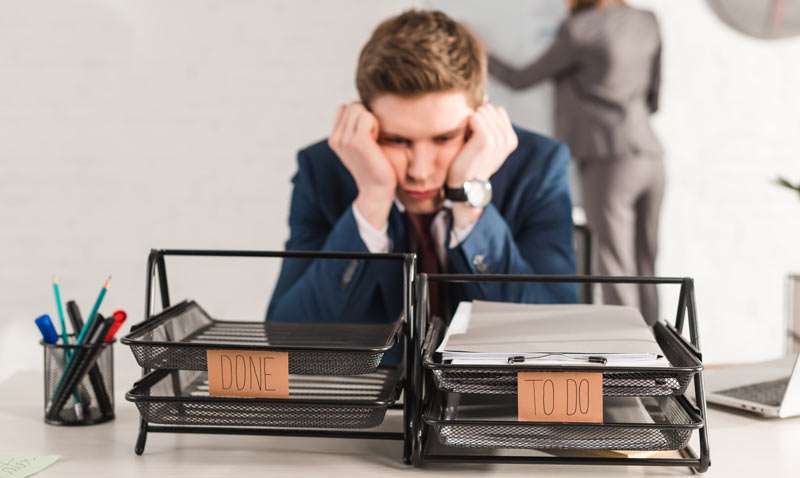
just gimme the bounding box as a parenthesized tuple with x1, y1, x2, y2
(2, 371, 797, 477)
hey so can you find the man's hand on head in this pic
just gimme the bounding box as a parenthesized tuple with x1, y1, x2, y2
(328, 103, 397, 230)
(447, 103, 517, 187)
(447, 103, 518, 228)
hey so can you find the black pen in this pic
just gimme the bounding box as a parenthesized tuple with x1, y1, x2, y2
(67, 301, 113, 417)
(47, 317, 115, 421)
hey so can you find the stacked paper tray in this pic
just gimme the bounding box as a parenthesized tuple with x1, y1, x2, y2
(127, 367, 402, 429)
(423, 318, 702, 397)
(423, 394, 703, 451)
(122, 301, 403, 376)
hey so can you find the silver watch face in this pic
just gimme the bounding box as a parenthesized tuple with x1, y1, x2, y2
(463, 179, 492, 208)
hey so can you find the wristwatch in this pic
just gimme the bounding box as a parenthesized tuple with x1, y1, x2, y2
(444, 179, 492, 208)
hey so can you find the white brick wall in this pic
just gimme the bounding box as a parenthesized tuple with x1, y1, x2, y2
(639, 0, 800, 361)
(2, 0, 799, 389)
(0, 0, 410, 388)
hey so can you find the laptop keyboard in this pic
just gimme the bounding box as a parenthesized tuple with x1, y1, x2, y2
(717, 378, 790, 407)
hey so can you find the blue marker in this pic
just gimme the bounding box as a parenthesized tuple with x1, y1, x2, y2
(35, 314, 59, 344)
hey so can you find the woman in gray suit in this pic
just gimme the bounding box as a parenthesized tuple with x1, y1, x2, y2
(489, 0, 664, 324)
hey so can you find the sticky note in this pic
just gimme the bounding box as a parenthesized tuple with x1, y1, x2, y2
(207, 349, 289, 398)
(0, 455, 59, 478)
(517, 371, 603, 423)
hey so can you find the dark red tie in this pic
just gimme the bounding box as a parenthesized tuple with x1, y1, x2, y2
(406, 212, 446, 319)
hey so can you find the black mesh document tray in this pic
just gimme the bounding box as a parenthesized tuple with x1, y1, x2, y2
(127, 366, 402, 429)
(423, 316, 701, 397)
(123, 300, 403, 375)
(412, 274, 710, 473)
(423, 394, 702, 451)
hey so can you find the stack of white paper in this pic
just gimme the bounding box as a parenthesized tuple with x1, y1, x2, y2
(437, 301, 669, 367)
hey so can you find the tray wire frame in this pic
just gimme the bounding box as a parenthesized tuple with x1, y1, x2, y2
(129, 368, 402, 429)
(424, 394, 701, 451)
(423, 316, 700, 397)
(412, 274, 711, 472)
(131, 249, 417, 461)
(125, 301, 399, 375)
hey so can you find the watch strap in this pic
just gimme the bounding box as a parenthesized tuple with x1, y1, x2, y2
(444, 185, 468, 202)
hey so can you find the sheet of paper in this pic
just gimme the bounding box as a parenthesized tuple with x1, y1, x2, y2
(452, 301, 660, 353)
(435, 301, 472, 353)
(0, 455, 59, 478)
(438, 301, 666, 366)
(448, 355, 671, 367)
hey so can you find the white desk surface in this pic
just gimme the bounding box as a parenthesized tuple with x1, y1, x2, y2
(2, 370, 798, 478)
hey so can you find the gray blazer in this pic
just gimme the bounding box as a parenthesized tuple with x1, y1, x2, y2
(489, 5, 663, 161)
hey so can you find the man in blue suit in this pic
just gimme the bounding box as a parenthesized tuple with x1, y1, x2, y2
(267, 10, 577, 325)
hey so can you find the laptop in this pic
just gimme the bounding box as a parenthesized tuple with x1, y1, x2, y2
(705, 354, 800, 418)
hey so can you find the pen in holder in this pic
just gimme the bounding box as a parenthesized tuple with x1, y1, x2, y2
(43, 333, 115, 425)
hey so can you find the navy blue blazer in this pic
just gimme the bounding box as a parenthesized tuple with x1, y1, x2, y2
(267, 126, 578, 324)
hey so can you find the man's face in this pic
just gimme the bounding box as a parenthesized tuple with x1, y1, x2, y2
(371, 90, 474, 214)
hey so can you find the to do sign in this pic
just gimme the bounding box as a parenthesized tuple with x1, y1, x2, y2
(517, 371, 603, 423)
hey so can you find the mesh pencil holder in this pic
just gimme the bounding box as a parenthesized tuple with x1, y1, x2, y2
(43, 335, 115, 426)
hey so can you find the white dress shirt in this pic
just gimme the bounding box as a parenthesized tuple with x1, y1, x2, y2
(352, 199, 476, 266)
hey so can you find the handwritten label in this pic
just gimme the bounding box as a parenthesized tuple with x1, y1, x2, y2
(517, 371, 603, 423)
(207, 349, 289, 398)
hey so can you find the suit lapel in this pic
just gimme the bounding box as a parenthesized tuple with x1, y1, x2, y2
(373, 204, 406, 322)
(387, 203, 409, 253)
